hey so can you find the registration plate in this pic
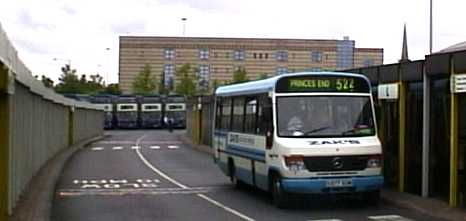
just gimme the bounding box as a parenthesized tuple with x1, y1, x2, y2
(326, 179, 353, 188)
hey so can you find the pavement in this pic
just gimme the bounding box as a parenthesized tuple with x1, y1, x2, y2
(11, 130, 466, 221)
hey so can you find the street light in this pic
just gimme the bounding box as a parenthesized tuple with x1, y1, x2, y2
(181, 17, 187, 37)
(104, 47, 111, 85)
(430, 0, 433, 54)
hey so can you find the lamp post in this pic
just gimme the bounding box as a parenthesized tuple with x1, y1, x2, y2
(105, 47, 111, 85)
(181, 17, 187, 37)
(429, 0, 433, 54)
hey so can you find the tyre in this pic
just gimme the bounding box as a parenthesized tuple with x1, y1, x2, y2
(362, 190, 380, 206)
(271, 174, 291, 208)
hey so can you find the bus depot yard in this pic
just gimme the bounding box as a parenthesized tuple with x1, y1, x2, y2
(66, 94, 187, 130)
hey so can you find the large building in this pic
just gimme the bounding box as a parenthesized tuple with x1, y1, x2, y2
(119, 36, 383, 94)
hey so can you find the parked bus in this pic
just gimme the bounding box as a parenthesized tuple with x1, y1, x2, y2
(90, 95, 114, 129)
(139, 95, 163, 128)
(213, 72, 383, 208)
(115, 95, 138, 129)
(164, 95, 186, 128)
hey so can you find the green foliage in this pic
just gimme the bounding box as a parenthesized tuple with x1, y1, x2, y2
(54, 64, 109, 95)
(41, 75, 54, 88)
(232, 69, 249, 84)
(103, 83, 121, 95)
(55, 64, 83, 94)
(175, 64, 197, 97)
(258, 73, 268, 80)
(132, 64, 157, 95)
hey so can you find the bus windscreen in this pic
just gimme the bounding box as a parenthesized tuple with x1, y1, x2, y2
(275, 75, 370, 93)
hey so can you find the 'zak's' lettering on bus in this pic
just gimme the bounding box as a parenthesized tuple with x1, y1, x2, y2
(213, 72, 383, 208)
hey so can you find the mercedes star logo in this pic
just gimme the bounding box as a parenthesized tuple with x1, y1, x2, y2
(331, 157, 343, 169)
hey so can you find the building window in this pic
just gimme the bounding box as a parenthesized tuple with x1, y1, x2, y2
(311, 51, 322, 62)
(265, 53, 269, 59)
(276, 51, 288, 61)
(163, 64, 175, 87)
(214, 52, 218, 58)
(197, 64, 210, 90)
(164, 48, 175, 60)
(199, 48, 209, 60)
(234, 50, 245, 61)
(276, 66, 288, 75)
(363, 59, 374, 67)
(253, 53, 257, 59)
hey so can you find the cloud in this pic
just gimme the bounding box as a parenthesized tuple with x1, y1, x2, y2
(17, 9, 55, 30)
(111, 21, 146, 35)
(61, 5, 77, 16)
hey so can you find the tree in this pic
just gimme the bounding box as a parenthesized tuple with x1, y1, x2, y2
(175, 64, 197, 97)
(55, 64, 83, 94)
(41, 75, 54, 88)
(232, 68, 249, 84)
(132, 64, 157, 95)
(212, 79, 221, 91)
(158, 71, 169, 95)
(103, 83, 121, 95)
(258, 73, 268, 80)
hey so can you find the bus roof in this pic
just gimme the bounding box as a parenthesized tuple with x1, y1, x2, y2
(215, 72, 370, 97)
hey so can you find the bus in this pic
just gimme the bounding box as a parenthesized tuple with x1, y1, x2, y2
(139, 95, 163, 128)
(91, 95, 114, 129)
(213, 72, 383, 208)
(164, 95, 186, 128)
(115, 95, 139, 129)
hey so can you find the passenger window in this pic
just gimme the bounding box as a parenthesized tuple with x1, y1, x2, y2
(221, 98, 232, 130)
(232, 97, 245, 132)
(244, 97, 257, 134)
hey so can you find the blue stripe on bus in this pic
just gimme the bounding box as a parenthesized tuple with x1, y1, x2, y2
(223, 144, 266, 162)
(214, 130, 228, 137)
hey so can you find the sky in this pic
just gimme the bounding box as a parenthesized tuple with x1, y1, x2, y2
(1, 0, 466, 84)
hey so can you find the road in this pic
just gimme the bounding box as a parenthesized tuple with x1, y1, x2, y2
(52, 130, 444, 221)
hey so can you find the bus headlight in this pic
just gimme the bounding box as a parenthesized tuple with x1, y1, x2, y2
(285, 155, 306, 172)
(367, 155, 382, 168)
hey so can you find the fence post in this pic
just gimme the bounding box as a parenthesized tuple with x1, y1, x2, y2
(0, 64, 11, 220)
(68, 106, 74, 146)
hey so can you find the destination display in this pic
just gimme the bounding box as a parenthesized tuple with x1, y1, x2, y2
(275, 75, 370, 93)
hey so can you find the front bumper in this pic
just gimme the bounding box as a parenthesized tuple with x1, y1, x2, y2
(281, 175, 383, 194)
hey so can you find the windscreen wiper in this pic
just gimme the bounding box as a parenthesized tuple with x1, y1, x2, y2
(304, 126, 331, 135)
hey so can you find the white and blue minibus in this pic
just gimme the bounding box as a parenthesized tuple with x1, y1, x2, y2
(213, 72, 383, 208)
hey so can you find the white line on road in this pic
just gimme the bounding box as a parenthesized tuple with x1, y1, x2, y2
(131, 146, 141, 150)
(368, 215, 413, 221)
(150, 146, 160, 149)
(167, 145, 179, 149)
(112, 146, 124, 150)
(133, 134, 255, 221)
(91, 147, 104, 151)
(96, 141, 182, 144)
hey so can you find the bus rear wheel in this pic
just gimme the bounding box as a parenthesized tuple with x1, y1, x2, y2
(271, 174, 290, 208)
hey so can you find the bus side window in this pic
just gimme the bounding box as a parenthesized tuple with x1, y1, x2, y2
(215, 97, 222, 129)
(232, 97, 245, 132)
(221, 98, 232, 130)
(244, 97, 257, 134)
(257, 95, 272, 135)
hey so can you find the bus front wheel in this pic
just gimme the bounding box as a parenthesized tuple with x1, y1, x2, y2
(271, 174, 290, 208)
